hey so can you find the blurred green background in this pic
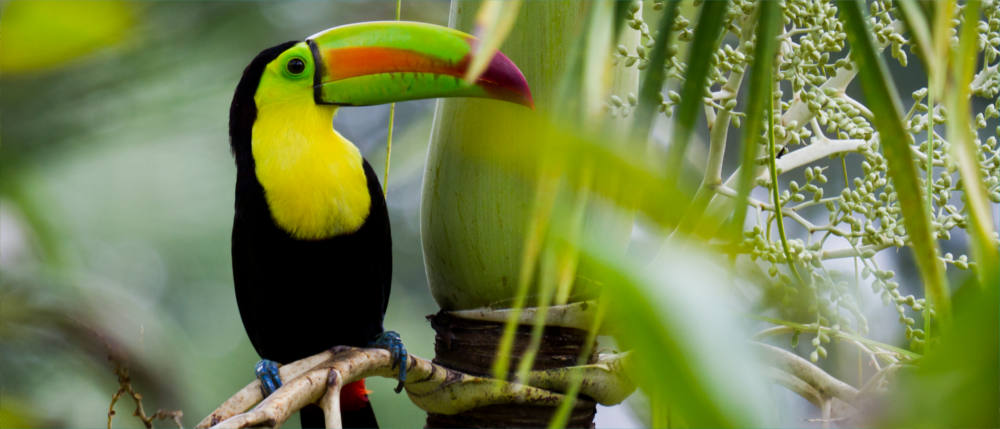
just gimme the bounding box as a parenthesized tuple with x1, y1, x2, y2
(0, 1, 452, 427)
(2, 1, 996, 428)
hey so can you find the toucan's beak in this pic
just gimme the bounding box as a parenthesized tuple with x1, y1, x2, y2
(306, 21, 533, 108)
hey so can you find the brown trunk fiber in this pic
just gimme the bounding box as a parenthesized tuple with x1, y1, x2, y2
(425, 312, 597, 428)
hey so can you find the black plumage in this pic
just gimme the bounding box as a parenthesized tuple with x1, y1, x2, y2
(228, 42, 391, 428)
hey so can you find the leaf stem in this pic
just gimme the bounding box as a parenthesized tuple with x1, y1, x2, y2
(766, 80, 802, 283)
(751, 315, 921, 360)
(947, 0, 999, 286)
(925, 69, 934, 342)
(730, 0, 781, 240)
(382, 0, 402, 196)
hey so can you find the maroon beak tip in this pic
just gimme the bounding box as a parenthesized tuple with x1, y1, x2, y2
(480, 50, 534, 109)
(463, 40, 533, 109)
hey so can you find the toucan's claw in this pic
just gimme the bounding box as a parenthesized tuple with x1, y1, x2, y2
(254, 359, 283, 397)
(369, 330, 407, 393)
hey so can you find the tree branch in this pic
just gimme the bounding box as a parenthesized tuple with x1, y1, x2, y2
(754, 342, 859, 404)
(197, 352, 333, 428)
(707, 20, 903, 214)
(756, 139, 866, 186)
(756, 342, 864, 423)
(525, 353, 635, 406)
(198, 347, 634, 429)
(320, 369, 343, 429)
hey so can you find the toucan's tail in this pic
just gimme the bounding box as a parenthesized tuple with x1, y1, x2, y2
(343, 403, 379, 428)
(300, 403, 379, 428)
(299, 404, 325, 428)
(299, 380, 378, 428)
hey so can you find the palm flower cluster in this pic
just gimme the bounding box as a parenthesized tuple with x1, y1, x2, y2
(612, 0, 999, 357)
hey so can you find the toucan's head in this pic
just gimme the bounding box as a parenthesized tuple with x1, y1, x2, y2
(231, 21, 532, 150)
(230, 21, 532, 165)
(228, 21, 532, 239)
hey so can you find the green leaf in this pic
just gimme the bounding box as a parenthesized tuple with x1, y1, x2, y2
(895, 0, 934, 71)
(882, 275, 999, 427)
(555, 0, 617, 122)
(730, 0, 782, 240)
(664, 0, 730, 176)
(0, 0, 134, 74)
(461, 112, 695, 231)
(836, 0, 951, 321)
(945, 0, 999, 286)
(464, 0, 523, 83)
(611, 0, 636, 39)
(574, 235, 771, 427)
(632, 0, 680, 140)
(579, 1, 616, 119)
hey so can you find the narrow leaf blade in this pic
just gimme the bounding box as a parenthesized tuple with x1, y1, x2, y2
(946, 0, 998, 284)
(836, 0, 951, 320)
(730, 0, 782, 239)
(464, 0, 523, 83)
(664, 0, 730, 175)
(896, 0, 934, 71)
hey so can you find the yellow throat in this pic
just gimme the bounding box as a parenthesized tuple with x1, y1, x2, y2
(251, 93, 371, 240)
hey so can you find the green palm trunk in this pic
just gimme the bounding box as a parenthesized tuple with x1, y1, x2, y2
(422, 1, 586, 311)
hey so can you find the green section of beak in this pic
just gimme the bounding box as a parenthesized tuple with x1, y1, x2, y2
(317, 73, 492, 106)
(306, 21, 532, 108)
(308, 21, 472, 62)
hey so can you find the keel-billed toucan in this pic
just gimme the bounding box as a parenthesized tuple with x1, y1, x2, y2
(228, 22, 531, 428)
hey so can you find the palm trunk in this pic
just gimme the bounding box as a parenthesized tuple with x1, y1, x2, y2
(421, 0, 587, 311)
(420, 1, 596, 427)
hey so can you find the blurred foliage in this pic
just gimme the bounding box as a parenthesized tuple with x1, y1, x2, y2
(580, 232, 773, 427)
(1, 1, 446, 428)
(0, 1, 135, 74)
(881, 274, 999, 428)
(459, 0, 997, 427)
(1, 0, 997, 428)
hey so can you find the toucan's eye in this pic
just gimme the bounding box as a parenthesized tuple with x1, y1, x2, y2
(286, 58, 306, 75)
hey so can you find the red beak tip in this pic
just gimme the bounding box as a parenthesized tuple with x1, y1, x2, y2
(470, 46, 534, 110)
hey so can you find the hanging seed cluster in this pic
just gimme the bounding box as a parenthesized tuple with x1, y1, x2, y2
(611, 0, 999, 357)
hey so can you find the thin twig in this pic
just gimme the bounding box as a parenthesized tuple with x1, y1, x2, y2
(821, 398, 832, 429)
(107, 357, 183, 429)
(753, 316, 920, 360)
(766, 81, 804, 283)
(856, 363, 902, 398)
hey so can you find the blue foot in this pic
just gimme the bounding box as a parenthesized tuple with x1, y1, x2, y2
(369, 331, 407, 393)
(254, 359, 282, 397)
